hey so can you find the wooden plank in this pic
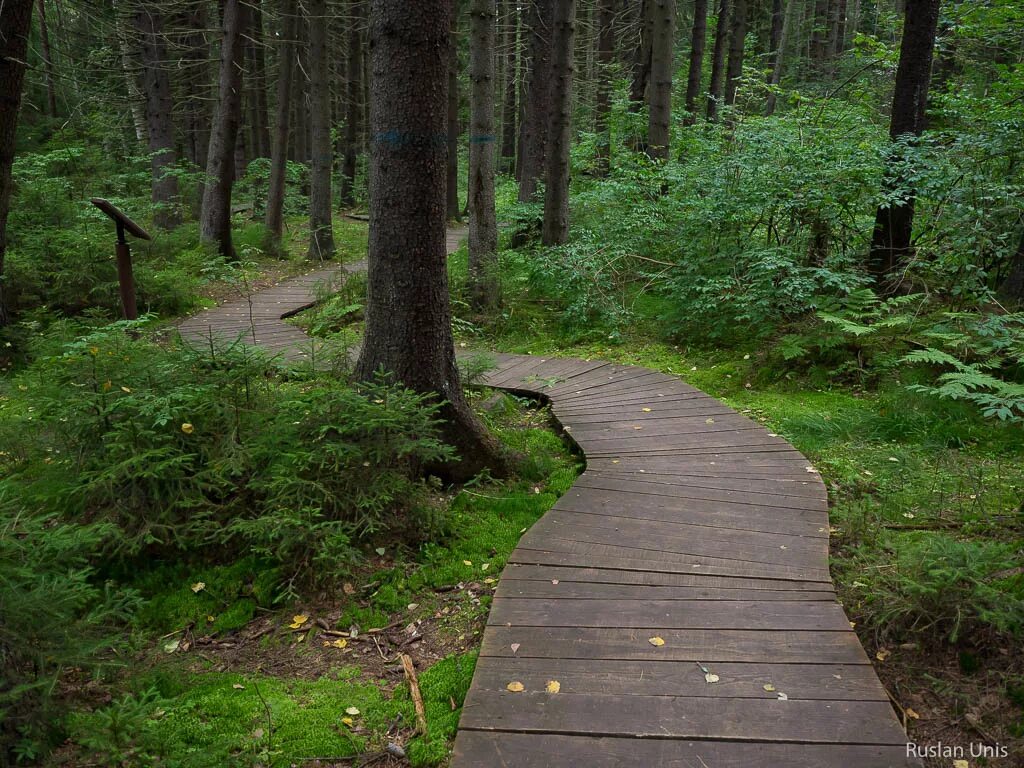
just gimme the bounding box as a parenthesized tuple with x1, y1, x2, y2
(583, 470, 826, 500)
(573, 475, 829, 512)
(487, 598, 849, 631)
(480, 626, 869, 664)
(451, 732, 920, 767)
(500, 564, 833, 591)
(495, 579, 835, 602)
(559, 402, 738, 423)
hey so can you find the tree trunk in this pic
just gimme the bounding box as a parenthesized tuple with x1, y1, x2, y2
(307, 0, 335, 260)
(113, 0, 147, 145)
(724, 0, 747, 107)
(706, 0, 731, 121)
(499, 0, 519, 169)
(0, 0, 33, 326)
(868, 0, 940, 285)
(468, 0, 499, 309)
(594, 0, 616, 172)
(180, 3, 210, 171)
(200, 0, 249, 259)
(810, 0, 829, 65)
(36, 0, 58, 117)
(832, 0, 848, 56)
(247, 3, 272, 158)
(684, 0, 708, 125)
(293, 22, 310, 166)
(135, 3, 181, 229)
(340, 0, 365, 207)
(628, 0, 652, 113)
(541, 0, 576, 246)
(266, 0, 297, 248)
(446, 5, 462, 221)
(997, 231, 1024, 304)
(765, 0, 789, 115)
(356, 0, 511, 482)
(647, 0, 674, 160)
(517, 0, 554, 202)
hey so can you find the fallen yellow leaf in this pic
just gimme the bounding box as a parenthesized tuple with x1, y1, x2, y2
(343, 582, 355, 595)
(463, 560, 473, 566)
(331, 638, 348, 649)
(648, 636, 665, 647)
(545, 680, 561, 694)
(206, 615, 216, 623)
(341, 717, 355, 727)
(642, 407, 652, 412)
(763, 683, 775, 692)
(289, 614, 309, 629)
(953, 761, 969, 768)
(232, 683, 245, 690)
(876, 648, 891, 662)
(191, 581, 206, 593)
(905, 707, 920, 720)
(181, 422, 194, 434)
(345, 706, 360, 716)
(506, 681, 525, 692)
(704, 672, 720, 684)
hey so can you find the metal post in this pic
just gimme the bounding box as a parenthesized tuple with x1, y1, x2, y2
(114, 223, 138, 320)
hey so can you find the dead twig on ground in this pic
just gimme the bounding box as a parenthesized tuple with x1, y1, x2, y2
(401, 653, 428, 736)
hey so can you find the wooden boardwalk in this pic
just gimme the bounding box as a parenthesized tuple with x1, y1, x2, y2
(177, 231, 916, 768)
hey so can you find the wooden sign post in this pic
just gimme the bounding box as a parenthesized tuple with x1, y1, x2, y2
(90, 198, 151, 320)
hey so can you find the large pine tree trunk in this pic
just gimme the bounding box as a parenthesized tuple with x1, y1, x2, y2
(684, 0, 708, 125)
(723, 0, 747, 107)
(180, 3, 210, 170)
(468, 0, 500, 309)
(135, 3, 181, 229)
(810, 0, 829, 65)
(540, 0, 576, 246)
(706, 0, 731, 121)
(356, 0, 511, 482)
(307, 0, 335, 260)
(868, 0, 940, 285)
(247, 3, 272, 158)
(594, 0, 616, 172)
(0, 0, 33, 327)
(517, 0, 554, 202)
(340, 0, 365, 207)
(628, 0, 652, 113)
(765, 0, 790, 116)
(113, 0, 147, 145)
(499, 0, 518, 170)
(446, 9, 462, 221)
(997, 231, 1024, 304)
(200, 0, 249, 259)
(647, 0, 675, 160)
(265, 0, 297, 247)
(36, 0, 58, 117)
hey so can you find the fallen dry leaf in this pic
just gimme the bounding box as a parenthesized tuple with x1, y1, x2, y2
(551, 579, 559, 585)
(343, 582, 355, 595)
(341, 717, 355, 727)
(190, 581, 206, 593)
(345, 706, 360, 716)
(510, 643, 521, 654)
(905, 708, 920, 720)
(232, 683, 245, 690)
(648, 636, 665, 647)
(545, 680, 561, 694)
(704, 672, 720, 684)
(330, 638, 348, 649)
(642, 407, 652, 412)
(876, 648, 891, 662)
(953, 761, 969, 768)
(763, 683, 776, 692)
(289, 614, 309, 629)
(777, 692, 788, 701)
(506, 681, 525, 692)
(463, 560, 473, 566)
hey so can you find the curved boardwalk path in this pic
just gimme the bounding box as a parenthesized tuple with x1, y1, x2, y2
(178, 230, 916, 768)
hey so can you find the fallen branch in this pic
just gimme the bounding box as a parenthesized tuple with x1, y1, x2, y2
(401, 653, 428, 736)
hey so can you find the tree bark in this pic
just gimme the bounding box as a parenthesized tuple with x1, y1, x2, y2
(706, 0, 731, 121)
(307, 0, 335, 260)
(247, 3, 272, 158)
(868, 0, 940, 285)
(266, 0, 298, 248)
(517, 0, 554, 202)
(647, 0, 674, 160)
(499, 0, 519, 170)
(200, 0, 249, 259)
(356, 0, 511, 482)
(810, 0, 829, 65)
(764, 0, 791, 116)
(468, 0, 500, 309)
(997, 231, 1024, 304)
(36, 0, 58, 117)
(293, 20, 310, 166)
(628, 0, 652, 113)
(684, 0, 708, 125)
(541, 0, 575, 246)
(446, 4, 462, 221)
(724, 0, 747, 107)
(135, 3, 181, 229)
(113, 0, 147, 145)
(180, 3, 210, 171)
(594, 0, 616, 171)
(0, 0, 33, 326)
(340, 0, 365, 207)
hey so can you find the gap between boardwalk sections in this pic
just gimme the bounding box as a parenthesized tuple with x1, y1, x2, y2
(177, 230, 919, 768)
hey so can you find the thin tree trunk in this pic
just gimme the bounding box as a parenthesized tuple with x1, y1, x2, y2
(293, 21, 310, 166)
(468, 0, 499, 309)
(248, 3, 272, 157)
(307, 0, 335, 260)
(810, 0, 829, 64)
(517, 0, 554, 202)
(724, 0, 747, 107)
(647, 0, 674, 160)
(0, 0, 34, 326)
(706, 0, 731, 121)
(340, 0, 365, 207)
(868, 0, 940, 285)
(765, 0, 791, 115)
(594, 0, 616, 171)
(113, 0, 147, 145)
(356, 0, 511, 482)
(446, 4, 462, 220)
(266, 0, 297, 248)
(200, 0, 249, 259)
(36, 0, 58, 117)
(684, 0, 708, 125)
(499, 0, 519, 168)
(628, 0, 652, 113)
(832, 0, 848, 56)
(181, 3, 210, 170)
(997, 231, 1024, 304)
(135, 3, 181, 228)
(541, 0, 576, 246)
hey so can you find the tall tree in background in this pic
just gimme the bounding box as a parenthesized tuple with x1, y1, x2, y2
(356, 0, 511, 482)
(723, 0, 747, 107)
(594, 0, 616, 171)
(541, 0, 576, 245)
(446, 0, 463, 220)
(0, 0, 33, 327)
(247, 4, 271, 158)
(36, 0, 58, 117)
(340, 0, 365, 207)
(706, 0, 731, 120)
(868, 0, 941, 285)
(200, 0, 249, 258)
(468, 0, 499, 308)
(307, 0, 335, 260)
(628, 0, 651, 113)
(499, 0, 518, 171)
(765, 0, 790, 116)
(647, 0, 675, 160)
(265, 0, 297, 250)
(517, 0, 553, 202)
(135, 3, 181, 229)
(180, 3, 211, 171)
(684, 0, 708, 125)
(113, 0, 147, 145)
